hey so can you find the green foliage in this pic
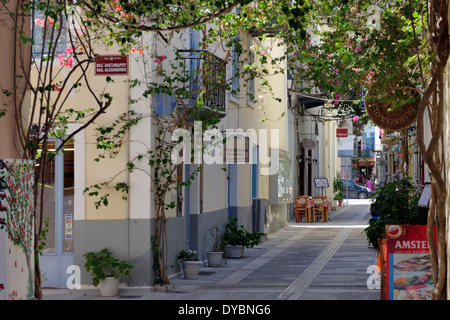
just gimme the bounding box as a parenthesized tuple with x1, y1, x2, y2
(83, 248, 133, 286)
(36, 217, 50, 255)
(333, 173, 344, 200)
(333, 192, 343, 201)
(333, 173, 344, 193)
(285, 0, 429, 120)
(224, 217, 260, 248)
(364, 177, 426, 248)
(177, 250, 199, 262)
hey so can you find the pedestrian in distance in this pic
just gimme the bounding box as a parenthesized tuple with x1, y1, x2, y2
(367, 178, 373, 192)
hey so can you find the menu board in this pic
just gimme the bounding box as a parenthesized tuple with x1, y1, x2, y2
(314, 178, 328, 188)
(385, 225, 435, 300)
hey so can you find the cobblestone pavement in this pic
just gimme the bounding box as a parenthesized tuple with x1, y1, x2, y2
(43, 200, 380, 301)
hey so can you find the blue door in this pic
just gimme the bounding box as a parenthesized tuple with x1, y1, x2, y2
(185, 164, 191, 250)
(38, 140, 74, 288)
(251, 146, 259, 199)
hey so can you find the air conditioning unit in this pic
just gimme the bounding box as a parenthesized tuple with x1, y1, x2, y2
(252, 198, 266, 234)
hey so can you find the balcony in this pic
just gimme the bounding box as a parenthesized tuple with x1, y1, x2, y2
(176, 49, 226, 120)
(249, 18, 280, 37)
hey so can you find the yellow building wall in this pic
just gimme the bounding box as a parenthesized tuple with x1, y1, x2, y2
(30, 45, 130, 221)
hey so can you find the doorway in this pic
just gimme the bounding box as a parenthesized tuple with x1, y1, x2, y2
(37, 139, 74, 288)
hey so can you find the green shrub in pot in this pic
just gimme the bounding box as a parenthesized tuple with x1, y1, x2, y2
(83, 248, 133, 286)
(224, 217, 260, 248)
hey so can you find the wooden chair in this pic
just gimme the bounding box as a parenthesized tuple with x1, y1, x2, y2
(294, 196, 309, 222)
(312, 196, 327, 222)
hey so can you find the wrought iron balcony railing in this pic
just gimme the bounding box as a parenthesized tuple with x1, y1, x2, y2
(176, 49, 226, 115)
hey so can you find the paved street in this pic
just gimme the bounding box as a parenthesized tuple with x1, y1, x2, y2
(43, 200, 380, 301)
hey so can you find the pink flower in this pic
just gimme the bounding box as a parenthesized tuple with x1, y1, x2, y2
(57, 53, 73, 67)
(65, 47, 74, 54)
(353, 115, 359, 122)
(65, 57, 73, 67)
(366, 70, 375, 85)
(57, 53, 65, 65)
(34, 19, 45, 27)
(334, 93, 341, 104)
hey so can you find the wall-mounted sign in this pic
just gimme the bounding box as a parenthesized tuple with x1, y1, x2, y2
(366, 96, 419, 132)
(65, 213, 73, 240)
(95, 55, 129, 76)
(336, 128, 348, 137)
(302, 138, 316, 150)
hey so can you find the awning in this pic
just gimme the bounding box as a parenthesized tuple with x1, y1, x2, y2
(297, 96, 326, 109)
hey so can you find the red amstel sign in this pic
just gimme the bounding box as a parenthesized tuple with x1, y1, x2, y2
(95, 55, 129, 76)
(385, 225, 435, 300)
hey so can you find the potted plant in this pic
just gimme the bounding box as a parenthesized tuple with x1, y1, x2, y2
(223, 217, 260, 258)
(364, 177, 426, 248)
(206, 223, 225, 267)
(83, 248, 133, 297)
(333, 191, 344, 207)
(333, 173, 344, 206)
(177, 249, 203, 279)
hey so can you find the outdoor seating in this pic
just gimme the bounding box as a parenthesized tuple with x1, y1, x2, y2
(312, 196, 328, 222)
(294, 196, 310, 222)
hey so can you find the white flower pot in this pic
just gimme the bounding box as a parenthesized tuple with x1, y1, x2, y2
(98, 277, 120, 297)
(207, 251, 224, 267)
(182, 260, 203, 279)
(226, 245, 245, 258)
